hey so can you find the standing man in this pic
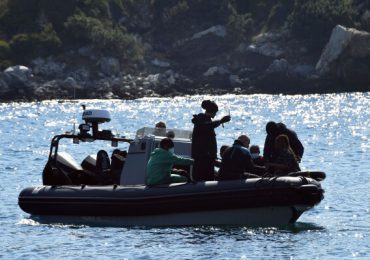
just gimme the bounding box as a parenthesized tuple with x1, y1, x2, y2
(191, 100, 231, 181)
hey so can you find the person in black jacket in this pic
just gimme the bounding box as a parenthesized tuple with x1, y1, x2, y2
(218, 135, 266, 180)
(263, 121, 304, 163)
(191, 100, 231, 181)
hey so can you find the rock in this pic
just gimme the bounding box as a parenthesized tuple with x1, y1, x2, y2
(267, 59, 315, 78)
(4, 65, 33, 84)
(247, 32, 286, 58)
(192, 25, 226, 40)
(316, 25, 370, 87)
(290, 64, 315, 78)
(203, 66, 230, 77)
(63, 77, 78, 89)
(316, 25, 358, 74)
(151, 58, 170, 68)
(72, 68, 90, 81)
(267, 59, 290, 73)
(145, 74, 162, 87)
(247, 42, 284, 58)
(229, 74, 242, 87)
(0, 73, 10, 96)
(31, 58, 65, 77)
(98, 57, 120, 76)
(34, 80, 69, 99)
(236, 43, 248, 53)
(238, 67, 256, 77)
(78, 46, 93, 57)
(103, 91, 116, 99)
(167, 74, 176, 85)
(172, 24, 229, 66)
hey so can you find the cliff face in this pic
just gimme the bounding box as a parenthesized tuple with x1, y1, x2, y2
(0, 0, 369, 101)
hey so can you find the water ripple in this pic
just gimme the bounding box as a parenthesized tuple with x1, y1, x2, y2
(1, 93, 370, 259)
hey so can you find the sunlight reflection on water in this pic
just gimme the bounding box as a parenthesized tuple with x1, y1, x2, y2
(0, 93, 369, 259)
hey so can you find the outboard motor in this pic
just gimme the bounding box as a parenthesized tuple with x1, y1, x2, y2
(42, 152, 83, 185)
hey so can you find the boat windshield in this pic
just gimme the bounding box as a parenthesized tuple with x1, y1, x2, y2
(135, 127, 192, 140)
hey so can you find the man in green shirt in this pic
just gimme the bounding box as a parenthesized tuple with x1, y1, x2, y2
(146, 138, 194, 186)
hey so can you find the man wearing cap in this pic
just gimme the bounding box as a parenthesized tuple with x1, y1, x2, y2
(191, 100, 231, 181)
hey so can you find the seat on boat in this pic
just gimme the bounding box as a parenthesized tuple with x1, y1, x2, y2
(96, 150, 110, 173)
(95, 150, 114, 185)
(110, 149, 127, 184)
(79, 150, 115, 185)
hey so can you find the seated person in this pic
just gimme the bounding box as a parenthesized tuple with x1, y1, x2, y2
(220, 145, 230, 158)
(215, 145, 229, 168)
(277, 122, 304, 162)
(265, 134, 301, 176)
(95, 150, 113, 185)
(263, 121, 304, 163)
(155, 121, 166, 129)
(166, 130, 175, 139)
(153, 121, 167, 136)
(218, 135, 266, 181)
(250, 145, 264, 166)
(146, 138, 194, 186)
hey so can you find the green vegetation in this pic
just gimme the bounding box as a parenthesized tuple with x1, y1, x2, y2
(0, 0, 366, 68)
(288, 0, 356, 50)
(0, 0, 144, 64)
(64, 11, 143, 60)
(0, 40, 10, 58)
(10, 23, 61, 62)
(0, 39, 11, 69)
(227, 7, 254, 42)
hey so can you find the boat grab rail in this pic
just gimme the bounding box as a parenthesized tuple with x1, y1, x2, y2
(48, 133, 133, 171)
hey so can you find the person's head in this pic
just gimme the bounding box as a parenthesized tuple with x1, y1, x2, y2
(250, 145, 260, 154)
(266, 121, 278, 135)
(112, 149, 121, 156)
(120, 150, 128, 157)
(237, 135, 250, 148)
(160, 137, 174, 151)
(274, 134, 290, 151)
(112, 149, 127, 159)
(220, 145, 229, 158)
(166, 130, 175, 139)
(201, 100, 218, 118)
(277, 122, 286, 130)
(155, 121, 166, 129)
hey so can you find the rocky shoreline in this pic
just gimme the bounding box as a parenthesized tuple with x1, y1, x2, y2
(1, 25, 369, 102)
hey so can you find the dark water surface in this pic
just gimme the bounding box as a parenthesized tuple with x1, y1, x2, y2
(0, 93, 369, 259)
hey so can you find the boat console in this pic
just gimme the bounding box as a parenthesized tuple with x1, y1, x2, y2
(120, 128, 192, 185)
(42, 108, 194, 186)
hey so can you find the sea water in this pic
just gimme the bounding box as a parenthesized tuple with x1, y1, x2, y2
(0, 93, 369, 259)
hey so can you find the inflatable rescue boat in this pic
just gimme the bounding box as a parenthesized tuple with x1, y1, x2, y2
(18, 109, 325, 226)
